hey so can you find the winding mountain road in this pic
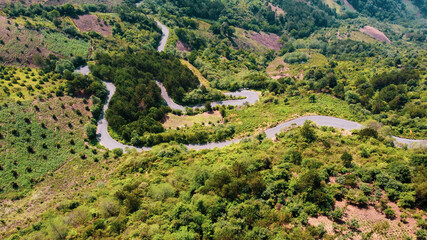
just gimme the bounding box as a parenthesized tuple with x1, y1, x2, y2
(76, 20, 427, 152)
(155, 81, 259, 111)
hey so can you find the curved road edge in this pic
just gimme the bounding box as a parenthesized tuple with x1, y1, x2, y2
(155, 81, 259, 111)
(77, 20, 426, 152)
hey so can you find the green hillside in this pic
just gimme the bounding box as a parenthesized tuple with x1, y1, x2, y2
(0, 0, 425, 239)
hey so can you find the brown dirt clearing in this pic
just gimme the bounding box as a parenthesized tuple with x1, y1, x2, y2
(360, 26, 391, 44)
(0, 16, 53, 66)
(250, 31, 282, 50)
(73, 14, 112, 37)
(309, 199, 421, 239)
(176, 40, 191, 52)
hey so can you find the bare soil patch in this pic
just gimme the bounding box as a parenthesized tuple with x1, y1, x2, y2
(0, 16, 52, 66)
(343, 0, 357, 11)
(176, 40, 191, 52)
(250, 31, 282, 50)
(309, 199, 421, 239)
(360, 26, 391, 44)
(73, 14, 112, 37)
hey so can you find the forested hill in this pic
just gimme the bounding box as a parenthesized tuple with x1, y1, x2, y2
(142, 0, 336, 37)
(347, 0, 407, 20)
(0, 0, 426, 239)
(91, 51, 199, 142)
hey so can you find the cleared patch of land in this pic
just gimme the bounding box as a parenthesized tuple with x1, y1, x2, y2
(73, 14, 112, 37)
(323, 0, 344, 13)
(233, 27, 282, 53)
(176, 40, 191, 52)
(0, 95, 93, 197)
(267, 51, 327, 80)
(163, 111, 222, 129)
(349, 30, 378, 43)
(343, 0, 357, 11)
(0, 16, 52, 66)
(250, 31, 282, 50)
(266, 57, 292, 79)
(309, 199, 419, 239)
(360, 26, 391, 44)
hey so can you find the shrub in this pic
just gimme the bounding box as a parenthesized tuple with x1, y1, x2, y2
(358, 128, 378, 139)
(356, 191, 368, 206)
(48, 217, 69, 240)
(398, 192, 415, 208)
(417, 229, 427, 240)
(27, 146, 35, 153)
(74, 109, 82, 116)
(330, 208, 344, 222)
(283, 52, 309, 64)
(300, 121, 317, 143)
(150, 183, 176, 201)
(385, 187, 400, 202)
(372, 220, 390, 235)
(347, 218, 359, 230)
(94, 219, 105, 230)
(359, 183, 373, 195)
(112, 148, 123, 158)
(341, 151, 353, 168)
(55, 59, 74, 74)
(85, 124, 97, 139)
(99, 198, 120, 218)
(344, 174, 358, 187)
(384, 207, 396, 219)
(389, 163, 411, 183)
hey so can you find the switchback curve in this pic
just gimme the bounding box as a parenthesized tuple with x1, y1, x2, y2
(77, 21, 427, 152)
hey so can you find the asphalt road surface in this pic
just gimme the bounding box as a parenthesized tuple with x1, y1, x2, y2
(76, 20, 426, 152)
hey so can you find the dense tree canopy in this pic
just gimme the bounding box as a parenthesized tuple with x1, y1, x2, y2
(91, 50, 199, 141)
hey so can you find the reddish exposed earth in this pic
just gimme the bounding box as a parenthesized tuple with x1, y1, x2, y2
(250, 31, 282, 50)
(360, 26, 391, 44)
(176, 40, 191, 52)
(73, 14, 112, 37)
(343, 0, 357, 11)
(0, 16, 52, 66)
(309, 199, 420, 239)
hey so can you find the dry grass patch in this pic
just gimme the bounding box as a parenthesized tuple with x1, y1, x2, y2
(266, 57, 292, 79)
(349, 31, 378, 44)
(180, 59, 210, 87)
(163, 111, 222, 129)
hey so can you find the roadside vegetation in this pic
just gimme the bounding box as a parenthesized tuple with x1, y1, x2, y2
(0, 0, 425, 239)
(3, 124, 426, 239)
